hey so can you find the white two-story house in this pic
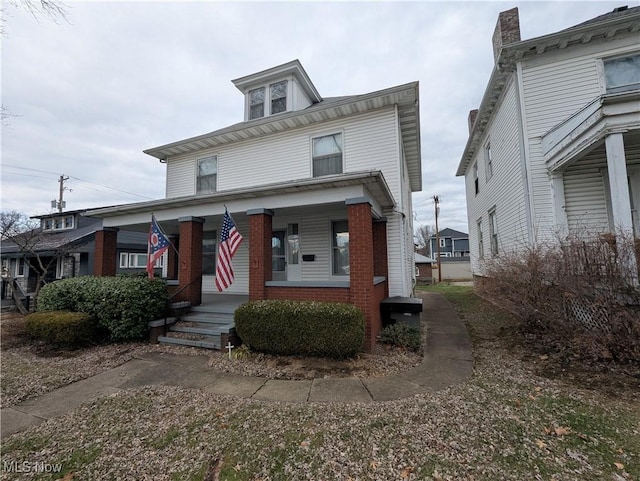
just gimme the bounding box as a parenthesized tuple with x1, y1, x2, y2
(88, 60, 422, 351)
(457, 6, 640, 275)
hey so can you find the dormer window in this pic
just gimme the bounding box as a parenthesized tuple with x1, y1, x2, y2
(43, 215, 74, 231)
(270, 80, 287, 115)
(249, 87, 265, 120)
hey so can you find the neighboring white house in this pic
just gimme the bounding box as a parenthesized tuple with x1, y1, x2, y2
(457, 6, 640, 275)
(88, 59, 422, 351)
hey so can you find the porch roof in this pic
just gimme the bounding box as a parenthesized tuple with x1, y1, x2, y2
(85, 170, 395, 220)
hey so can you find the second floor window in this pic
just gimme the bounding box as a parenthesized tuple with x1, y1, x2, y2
(313, 133, 343, 177)
(484, 141, 493, 180)
(270, 80, 287, 115)
(604, 53, 640, 93)
(249, 87, 265, 120)
(473, 161, 479, 195)
(197, 156, 217, 194)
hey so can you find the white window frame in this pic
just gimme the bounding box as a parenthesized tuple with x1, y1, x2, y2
(270, 80, 288, 115)
(601, 52, 640, 94)
(42, 215, 74, 231)
(439, 237, 446, 248)
(488, 208, 498, 256)
(312, 132, 344, 177)
(484, 141, 493, 181)
(473, 161, 479, 195)
(477, 218, 484, 259)
(196, 155, 218, 195)
(15, 258, 26, 277)
(331, 219, 349, 277)
(248, 86, 265, 120)
(119, 252, 163, 269)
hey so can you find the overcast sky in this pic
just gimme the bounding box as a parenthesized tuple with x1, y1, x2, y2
(0, 0, 626, 234)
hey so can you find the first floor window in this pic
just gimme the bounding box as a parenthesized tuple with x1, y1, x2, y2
(488, 209, 498, 256)
(332, 220, 349, 276)
(313, 133, 343, 177)
(477, 219, 484, 259)
(119, 252, 163, 269)
(15, 258, 26, 277)
(202, 231, 217, 275)
(197, 156, 217, 194)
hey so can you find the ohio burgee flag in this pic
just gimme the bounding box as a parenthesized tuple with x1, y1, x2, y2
(215, 209, 243, 292)
(147, 214, 170, 278)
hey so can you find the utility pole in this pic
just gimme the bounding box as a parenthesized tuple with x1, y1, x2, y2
(52, 175, 70, 213)
(434, 195, 442, 283)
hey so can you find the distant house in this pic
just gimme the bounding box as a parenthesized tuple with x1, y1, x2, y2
(1, 209, 148, 303)
(457, 6, 640, 276)
(87, 59, 423, 352)
(414, 253, 434, 283)
(429, 228, 470, 259)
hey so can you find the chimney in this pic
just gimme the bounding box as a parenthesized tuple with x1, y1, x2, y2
(468, 109, 479, 134)
(492, 7, 521, 63)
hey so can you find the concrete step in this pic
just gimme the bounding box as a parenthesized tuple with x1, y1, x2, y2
(180, 314, 234, 325)
(158, 335, 220, 350)
(170, 324, 233, 336)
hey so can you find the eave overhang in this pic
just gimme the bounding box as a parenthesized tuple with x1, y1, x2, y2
(144, 82, 422, 192)
(456, 9, 640, 177)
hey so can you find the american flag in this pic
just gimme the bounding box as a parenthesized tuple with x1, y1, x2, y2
(215, 209, 243, 292)
(147, 215, 170, 278)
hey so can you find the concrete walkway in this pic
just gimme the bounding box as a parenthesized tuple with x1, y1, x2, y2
(1, 292, 472, 438)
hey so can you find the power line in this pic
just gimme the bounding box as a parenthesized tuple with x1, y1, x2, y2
(1, 164, 154, 200)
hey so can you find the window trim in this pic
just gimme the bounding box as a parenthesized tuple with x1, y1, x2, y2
(331, 219, 349, 277)
(269, 80, 288, 116)
(15, 258, 26, 277)
(473, 161, 479, 195)
(119, 252, 163, 269)
(196, 155, 218, 195)
(601, 52, 640, 94)
(488, 208, 498, 257)
(484, 141, 493, 181)
(311, 131, 344, 178)
(477, 218, 484, 259)
(42, 215, 74, 231)
(248, 86, 265, 120)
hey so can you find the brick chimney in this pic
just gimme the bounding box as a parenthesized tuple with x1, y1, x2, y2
(468, 109, 479, 134)
(492, 7, 521, 62)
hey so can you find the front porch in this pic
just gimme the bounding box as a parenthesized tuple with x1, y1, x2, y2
(90, 175, 399, 352)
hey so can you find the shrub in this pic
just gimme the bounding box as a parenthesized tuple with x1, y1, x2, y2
(38, 276, 168, 342)
(477, 232, 640, 363)
(234, 300, 364, 359)
(25, 311, 98, 348)
(380, 323, 422, 352)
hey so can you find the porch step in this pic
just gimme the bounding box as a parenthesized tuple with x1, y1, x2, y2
(157, 335, 220, 350)
(180, 313, 234, 326)
(170, 323, 235, 336)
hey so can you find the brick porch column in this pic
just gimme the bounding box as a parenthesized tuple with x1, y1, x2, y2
(178, 216, 204, 305)
(373, 217, 389, 298)
(94, 227, 119, 276)
(247, 209, 273, 301)
(347, 198, 379, 353)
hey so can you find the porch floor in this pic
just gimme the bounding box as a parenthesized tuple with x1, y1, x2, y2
(199, 294, 248, 313)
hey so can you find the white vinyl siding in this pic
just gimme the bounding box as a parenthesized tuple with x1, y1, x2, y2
(518, 39, 635, 239)
(465, 78, 527, 272)
(165, 108, 401, 202)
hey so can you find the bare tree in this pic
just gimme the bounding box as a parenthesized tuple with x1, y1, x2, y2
(1, 210, 69, 312)
(414, 224, 435, 257)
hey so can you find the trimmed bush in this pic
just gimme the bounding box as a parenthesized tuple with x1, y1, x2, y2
(38, 276, 168, 342)
(380, 323, 422, 352)
(25, 311, 97, 348)
(234, 300, 364, 359)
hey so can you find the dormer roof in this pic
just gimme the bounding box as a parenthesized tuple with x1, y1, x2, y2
(232, 59, 322, 104)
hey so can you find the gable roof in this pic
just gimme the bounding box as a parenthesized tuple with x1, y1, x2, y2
(1, 223, 98, 255)
(415, 253, 434, 264)
(431, 228, 468, 239)
(144, 81, 422, 192)
(456, 5, 640, 176)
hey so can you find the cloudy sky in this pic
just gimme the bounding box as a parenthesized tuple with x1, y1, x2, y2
(0, 0, 626, 234)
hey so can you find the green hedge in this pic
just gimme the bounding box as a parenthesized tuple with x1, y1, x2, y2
(37, 276, 168, 342)
(234, 300, 364, 359)
(25, 311, 98, 348)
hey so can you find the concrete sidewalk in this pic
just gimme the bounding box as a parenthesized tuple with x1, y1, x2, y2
(1, 292, 472, 438)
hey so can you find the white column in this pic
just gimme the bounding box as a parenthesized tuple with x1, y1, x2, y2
(605, 132, 633, 234)
(550, 172, 568, 238)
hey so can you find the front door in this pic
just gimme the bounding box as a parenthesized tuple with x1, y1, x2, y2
(271, 223, 301, 281)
